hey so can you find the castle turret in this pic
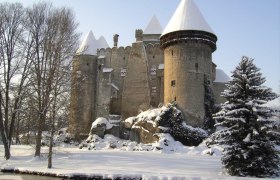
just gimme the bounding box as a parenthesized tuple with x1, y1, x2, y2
(70, 31, 108, 139)
(160, 0, 217, 127)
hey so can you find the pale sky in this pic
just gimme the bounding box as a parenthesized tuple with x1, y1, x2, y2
(1, 0, 280, 93)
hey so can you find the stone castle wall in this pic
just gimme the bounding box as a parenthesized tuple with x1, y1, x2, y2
(144, 42, 164, 107)
(70, 34, 225, 137)
(69, 55, 98, 138)
(121, 42, 151, 118)
(213, 82, 227, 104)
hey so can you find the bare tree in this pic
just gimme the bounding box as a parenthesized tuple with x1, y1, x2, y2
(0, 2, 79, 162)
(47, 7, 79, 168)
(0, 2, 28, 160)
(24, 2, 79, 158)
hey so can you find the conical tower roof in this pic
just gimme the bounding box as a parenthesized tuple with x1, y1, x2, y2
(76, 31, 110, 55)
(76, 31, 98, 55)
(214, 69, 230, 83)
(161, 0, 215, 36)
(97, 36, 109, 49)
(144, 15, 163, 34)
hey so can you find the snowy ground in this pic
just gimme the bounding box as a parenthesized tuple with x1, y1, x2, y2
(0, 136, 278, 179)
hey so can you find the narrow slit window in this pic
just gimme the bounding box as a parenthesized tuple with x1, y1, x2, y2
(195, 63, 198, 72)
(171, 80, 176, 87)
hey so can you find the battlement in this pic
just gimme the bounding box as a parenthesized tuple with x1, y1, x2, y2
(160, 30, 217, 51)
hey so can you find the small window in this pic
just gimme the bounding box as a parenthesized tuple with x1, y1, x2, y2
(123, 57, 125, 60)
(150, 66, 156, 75)
(171, 80, 176, 87)
(120, 68, 127, 77)
(174, 97, 177, 101)
(171, 50, 174, 56)
(153, 55, 155, 59)
(112, 90, 118, 98)
(195, 63, 198, 72)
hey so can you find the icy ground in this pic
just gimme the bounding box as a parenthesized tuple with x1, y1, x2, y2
(1, 135, 278, 179)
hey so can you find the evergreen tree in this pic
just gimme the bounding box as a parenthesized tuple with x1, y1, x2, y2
(209, 56, 280, 177)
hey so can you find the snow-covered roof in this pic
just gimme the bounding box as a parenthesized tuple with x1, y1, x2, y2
(97, 36, 109, 49)
(158, 64, 164, 70)
(98, 55, 106, 59)
(76, 31, 110, 55)
(161, 0, 215, 37)
(144, 15, 163, 34)
(111, 83, 119, 91)
(214, 69, 230, 83)
(103, 67, 113, 73)
(76, 31, 98, 55)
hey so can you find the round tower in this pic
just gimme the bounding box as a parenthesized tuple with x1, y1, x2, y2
(160, 0, 217, 127)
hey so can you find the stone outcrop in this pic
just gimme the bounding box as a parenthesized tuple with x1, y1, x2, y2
(124, 104, 208, 146)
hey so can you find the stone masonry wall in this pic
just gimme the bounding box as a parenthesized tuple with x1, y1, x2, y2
(121, 42, 151, 119)
(69, 55, 97, 138)
(164, 43, 213, 127)
(144, 42, 164, 107)
(213, 82, 227, 104)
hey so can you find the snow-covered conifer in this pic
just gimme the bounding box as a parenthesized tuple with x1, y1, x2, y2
(209, 56, 280, 177)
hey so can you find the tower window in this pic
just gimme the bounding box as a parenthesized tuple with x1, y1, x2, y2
(171, 80, 176, 87)
(121, 68, 127, 77)
(123, 57, 125, 60)
(153, 55, 155, 59)
(195, 63, 198, 72)
(171, 50, 174, 56)
(150, 66, 156, 75)
(174, 97, 177, 101)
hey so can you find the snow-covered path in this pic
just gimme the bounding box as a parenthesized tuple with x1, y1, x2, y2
(0, 145, 274, 179)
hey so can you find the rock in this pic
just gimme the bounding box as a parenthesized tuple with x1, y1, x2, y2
(90, 124, 106, 138)
(131, 120, 162, 144)
(105, 126, 120, 137)
(128, 104, 208, 146)
(109, 143, 117, 149)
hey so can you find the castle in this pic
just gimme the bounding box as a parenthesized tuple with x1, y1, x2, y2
(69, 0, 230, 137)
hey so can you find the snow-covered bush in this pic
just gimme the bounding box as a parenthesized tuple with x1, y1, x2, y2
(208, 57, 280, 177)
(54, 128, 75, 145)
(158, 104, 208, 146)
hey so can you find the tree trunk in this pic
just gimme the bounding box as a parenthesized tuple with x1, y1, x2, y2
(0, 126, 10, 160)
(48, 129, 54, 168)
(0, 90, 11, 160)
(8, 98, 19, 148)
(34, 129, 42, 157)
(35, 115, 44, 157)
(15, 118, 21, 144)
